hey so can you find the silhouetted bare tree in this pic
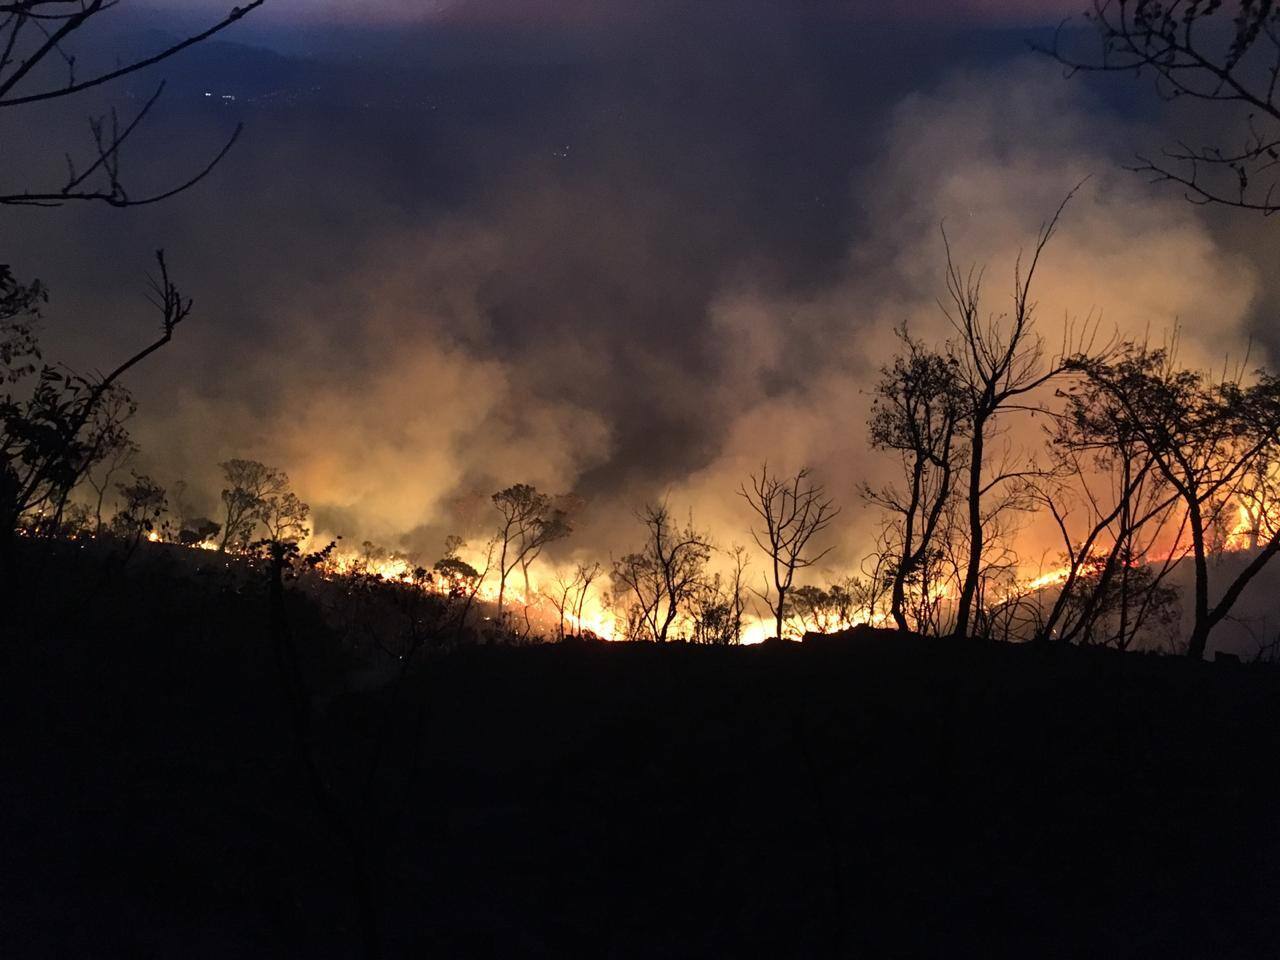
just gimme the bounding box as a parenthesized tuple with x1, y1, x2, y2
(612, 502, 712, 642)
(544, 567, 579, 642)
(866, 328, 969, 632)
(541, 559, 602, 641)
(689, 545, 749, 645)
(1043, 1, 1280, 213)
(491, 483, 570, 625)
(943, 191, 1104, 639)
(1029, 370, 1189, 648)
(0, 0, 266, 207)
(741, 464, 839, 641)
(569, 561, 603, 636)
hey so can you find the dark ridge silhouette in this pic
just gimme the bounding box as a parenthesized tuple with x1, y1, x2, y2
(4, 538, 1279, 958)
(803, 623, 921, 648)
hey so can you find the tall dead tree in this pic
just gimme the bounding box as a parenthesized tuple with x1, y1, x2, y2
(943, 190, 1104, 639)
(741, 465, 840, 641)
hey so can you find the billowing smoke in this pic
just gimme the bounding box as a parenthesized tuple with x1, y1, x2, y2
(667, 60, 1262, 575)
(3, 10, 1269, 592)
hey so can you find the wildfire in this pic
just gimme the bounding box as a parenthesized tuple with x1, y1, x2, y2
(112, 469, 1280, 645)
(320, 542, 623, 641)
(1015, 485, 1280, 600)
(330, 553, 418, 583)
(1024, 567, 1072, 592)
(310, 538, 891, 644)
(1225, 497, 1280, 553)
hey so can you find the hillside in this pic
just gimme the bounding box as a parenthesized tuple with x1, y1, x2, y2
(3, 540, 1279, 958)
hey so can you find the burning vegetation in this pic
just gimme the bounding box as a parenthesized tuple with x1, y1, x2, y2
(5, 1, 1280, 663)
(7, 195, 1280, 661)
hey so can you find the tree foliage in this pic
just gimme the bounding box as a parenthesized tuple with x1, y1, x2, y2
(218, 458, 292, 551)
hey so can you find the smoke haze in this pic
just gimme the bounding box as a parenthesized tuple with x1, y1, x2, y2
(4, 6, 1271, 577)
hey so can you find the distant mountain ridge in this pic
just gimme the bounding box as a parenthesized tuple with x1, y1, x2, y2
(109, 33, 337, 101)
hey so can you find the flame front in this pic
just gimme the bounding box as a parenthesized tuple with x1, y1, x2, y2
(121, 466, 1280, 645)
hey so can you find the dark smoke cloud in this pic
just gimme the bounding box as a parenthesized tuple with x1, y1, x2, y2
(4, 6, 1270, 573)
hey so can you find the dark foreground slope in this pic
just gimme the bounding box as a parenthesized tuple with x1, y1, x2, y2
(3, 544, 1279, 958)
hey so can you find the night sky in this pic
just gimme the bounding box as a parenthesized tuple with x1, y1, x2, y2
(6, 0, 1272, 562)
